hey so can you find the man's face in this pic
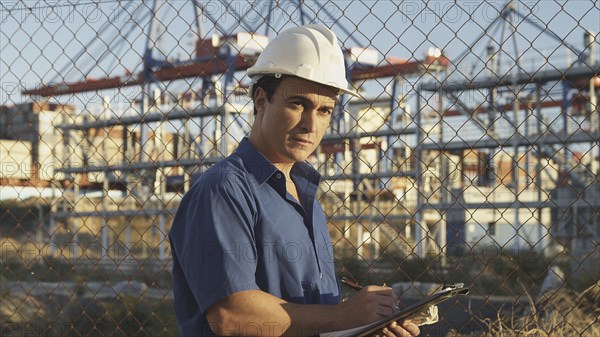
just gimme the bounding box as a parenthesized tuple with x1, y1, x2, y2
(252, 76, 338, 165)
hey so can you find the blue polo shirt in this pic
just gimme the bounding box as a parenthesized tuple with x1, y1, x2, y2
(169, 137, 340, 336)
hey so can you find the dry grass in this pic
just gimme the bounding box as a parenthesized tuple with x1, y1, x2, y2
(448, 281, 600, 337)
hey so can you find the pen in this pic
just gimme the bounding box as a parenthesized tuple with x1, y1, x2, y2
(342, 277, 401, 310)
(341, 277, 363, 291)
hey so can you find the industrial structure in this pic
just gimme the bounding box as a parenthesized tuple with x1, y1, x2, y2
(2, 1, 598, 269)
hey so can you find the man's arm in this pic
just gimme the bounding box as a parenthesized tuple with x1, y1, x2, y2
(205, 286, 417, 337)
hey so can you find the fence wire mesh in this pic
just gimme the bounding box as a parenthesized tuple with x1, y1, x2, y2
(1, 0, 599, 336)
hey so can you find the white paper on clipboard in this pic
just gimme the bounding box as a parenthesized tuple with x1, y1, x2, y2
(320, 284, 469, 337)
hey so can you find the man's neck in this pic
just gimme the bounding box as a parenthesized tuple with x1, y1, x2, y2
(248, 133, 296, 180)
(273, 162, 295, 180)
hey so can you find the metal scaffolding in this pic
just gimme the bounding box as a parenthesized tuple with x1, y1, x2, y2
(18, 1, 599, 267)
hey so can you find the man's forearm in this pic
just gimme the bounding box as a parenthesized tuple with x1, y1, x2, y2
(205, 289, 348, 336)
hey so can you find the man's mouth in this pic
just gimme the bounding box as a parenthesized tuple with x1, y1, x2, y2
(291, 137, 313, 145)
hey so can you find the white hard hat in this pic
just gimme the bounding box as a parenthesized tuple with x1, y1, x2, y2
(247, 24, 358, 97)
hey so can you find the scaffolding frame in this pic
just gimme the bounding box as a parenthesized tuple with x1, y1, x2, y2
(22, 1, 599, 266)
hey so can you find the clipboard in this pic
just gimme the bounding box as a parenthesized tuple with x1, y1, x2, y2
(352, 283, 469, 337)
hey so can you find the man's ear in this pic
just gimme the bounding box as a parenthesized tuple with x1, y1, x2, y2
(253, 87, 267, 115)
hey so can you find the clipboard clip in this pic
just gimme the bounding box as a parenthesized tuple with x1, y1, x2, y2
(441, 282, 465, 291)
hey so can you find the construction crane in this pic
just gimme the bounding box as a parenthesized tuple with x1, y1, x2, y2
(19, 0, 453, 261)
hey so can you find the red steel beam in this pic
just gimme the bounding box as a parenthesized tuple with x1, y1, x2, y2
(23, 54, 449, 97)
(22, 55, 253, 97)
(350, 56, 451, 81)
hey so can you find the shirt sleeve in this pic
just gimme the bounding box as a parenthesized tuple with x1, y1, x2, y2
(170, 175, 260, 313)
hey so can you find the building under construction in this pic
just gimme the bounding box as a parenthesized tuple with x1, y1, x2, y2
(2, 1, 598, 271)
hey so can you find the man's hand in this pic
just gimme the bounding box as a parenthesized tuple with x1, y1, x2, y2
(382, 320, 420, 337)
(340, 285, 398, 326)
(341, 286, 420, 337)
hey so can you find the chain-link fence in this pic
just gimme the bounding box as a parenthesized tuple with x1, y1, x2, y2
(1, 1, 599, 336)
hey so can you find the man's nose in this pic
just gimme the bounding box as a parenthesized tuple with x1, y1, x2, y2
(300, 109, 318, 133)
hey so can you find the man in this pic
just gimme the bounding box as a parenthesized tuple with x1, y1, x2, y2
(169, 24, 420, 337)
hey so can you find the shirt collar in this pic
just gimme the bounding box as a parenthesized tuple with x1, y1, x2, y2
(291, 160, 322, 187)
(236, 137, 322, 186)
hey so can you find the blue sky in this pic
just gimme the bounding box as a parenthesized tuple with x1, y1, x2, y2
(1, 0, 598, 106)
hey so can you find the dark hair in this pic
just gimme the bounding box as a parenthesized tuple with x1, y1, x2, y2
(251, 75, 284, 115)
